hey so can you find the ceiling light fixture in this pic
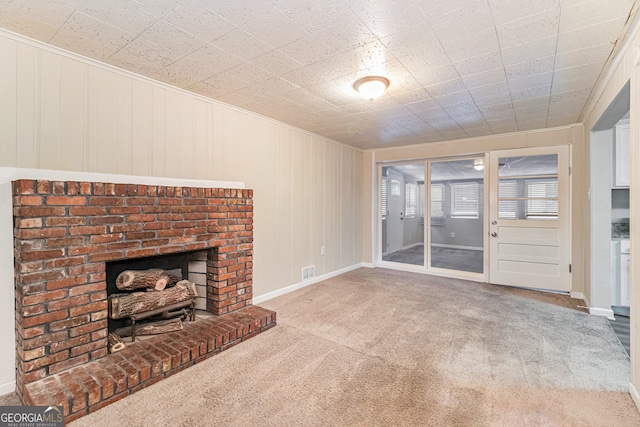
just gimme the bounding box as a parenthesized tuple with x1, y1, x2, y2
(474, 158, 484, 171)
(354, 76, 390, 100)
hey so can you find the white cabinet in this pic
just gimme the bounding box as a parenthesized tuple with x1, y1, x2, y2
(611, 239, 631, 307)
(613, 120, 630, 187)
(620, 240, 630, 307)
(620, 253, 630, 306)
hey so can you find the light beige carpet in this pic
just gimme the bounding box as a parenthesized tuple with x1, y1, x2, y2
(56, 268, 640, 426)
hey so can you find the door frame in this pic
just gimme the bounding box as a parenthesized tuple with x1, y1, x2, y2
(487, 145, 571, 292)
(376, 157, 487, 282)
(375, 148, 572, 292)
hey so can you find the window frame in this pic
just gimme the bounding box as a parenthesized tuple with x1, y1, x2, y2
(498, 179, 518, 219)
(450, 182, 479, 218)
(405, 181, 417, 218)
(430, 183, 445, 218)
(381, 176, 388, 220)
(525, 179, 558, 219)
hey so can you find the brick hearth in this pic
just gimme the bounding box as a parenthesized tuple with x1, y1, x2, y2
(12, 179, 275, 419)
(24, 306, 275, 423)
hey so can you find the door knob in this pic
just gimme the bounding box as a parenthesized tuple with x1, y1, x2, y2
(490, 232, 497, 237)
(491, 220, 497, 225)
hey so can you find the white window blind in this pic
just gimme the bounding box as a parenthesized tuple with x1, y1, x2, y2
(451, 182, 478, 217)
(430, 184, 444, 218)
(418, 183, 425, 219)
(381, 177, 388, 219)
(498, 180, 517, 219)
(526, 179, 558, 218)
(405, 182, 417, 218)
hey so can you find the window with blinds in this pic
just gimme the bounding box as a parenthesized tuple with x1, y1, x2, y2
(526, 179, 558, 218)
(450, 182, 478, 218)
(405, 182, 417, 217)
(498, 180, 517, 219)
(381, 177, 388, 219)
(431, 184, 444, 218)
(418, 183, 425, 219)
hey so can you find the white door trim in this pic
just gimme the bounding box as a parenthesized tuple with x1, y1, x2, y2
(488, 146, 571, 292)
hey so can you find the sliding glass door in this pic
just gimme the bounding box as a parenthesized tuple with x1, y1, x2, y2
(381, 164, 425, 266)
(378, 148, 570, 289)
(429, 159, 484, 274)
(379, 158, 485, 275)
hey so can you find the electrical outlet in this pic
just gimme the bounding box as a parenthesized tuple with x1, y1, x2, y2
(451, 232, 455, 238)
(321, 245, 326, 256)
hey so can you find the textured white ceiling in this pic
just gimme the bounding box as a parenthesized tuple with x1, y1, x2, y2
(0, 0, 636, 149)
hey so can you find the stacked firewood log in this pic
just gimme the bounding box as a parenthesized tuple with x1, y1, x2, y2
(107, 268, 198, 352)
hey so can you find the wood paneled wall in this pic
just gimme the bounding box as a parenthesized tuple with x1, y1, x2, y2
(0, 30, 364, 302)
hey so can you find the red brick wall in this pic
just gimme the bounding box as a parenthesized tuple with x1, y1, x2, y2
(12, 180, 253, 396)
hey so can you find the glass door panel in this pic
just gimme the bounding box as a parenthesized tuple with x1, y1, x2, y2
(497, 154, 559, 220)
(429, 158, 484, 273)
(381, 164, 425, 266)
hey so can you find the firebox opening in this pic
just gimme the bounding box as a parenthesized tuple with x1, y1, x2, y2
(106, 250, 208, 335)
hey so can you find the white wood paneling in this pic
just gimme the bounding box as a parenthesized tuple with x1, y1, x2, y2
(276, 129, 293, 287)
(0, 31, 364, 301)
(151, 86, 166, 177)
(291, 130, 305, 280)
(165, 90, 185, 178)
(92, 67, 118, 173)
(312, 137, 326, 275)
(116, 75, 132, 175)
(0, 38, 17, 166)
(39, 50, 61, 170)
(354, 148, 364, 262)
(325, 142, 341, 273)
(341, 146, 355, 268)
(193, 101, 210, 179)
(131, 80, 152, 177)
(60, 59, 86, 171)
(16, 43, 38, 168)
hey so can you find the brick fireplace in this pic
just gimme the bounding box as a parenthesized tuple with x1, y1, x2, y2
(12, 179, 275, 421)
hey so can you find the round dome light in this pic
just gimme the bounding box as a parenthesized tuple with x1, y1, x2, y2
(353, 76, 390, 100)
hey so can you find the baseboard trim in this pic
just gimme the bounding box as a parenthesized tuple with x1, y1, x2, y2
(430, 243, 483, 251)
(402, 243, 423, 250)
(570, 292, 585, 300)
(589, 307, 616, 320)
(0, 380, 15, 396)
(376, 262, 486, 283)
(253, 263, 364, 304)
(361, 262, 374, 268)
(630, 382, 640, 413)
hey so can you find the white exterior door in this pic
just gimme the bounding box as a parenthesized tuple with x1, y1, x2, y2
(386, 170, 404, 254)
(488, 146, 570, 292)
